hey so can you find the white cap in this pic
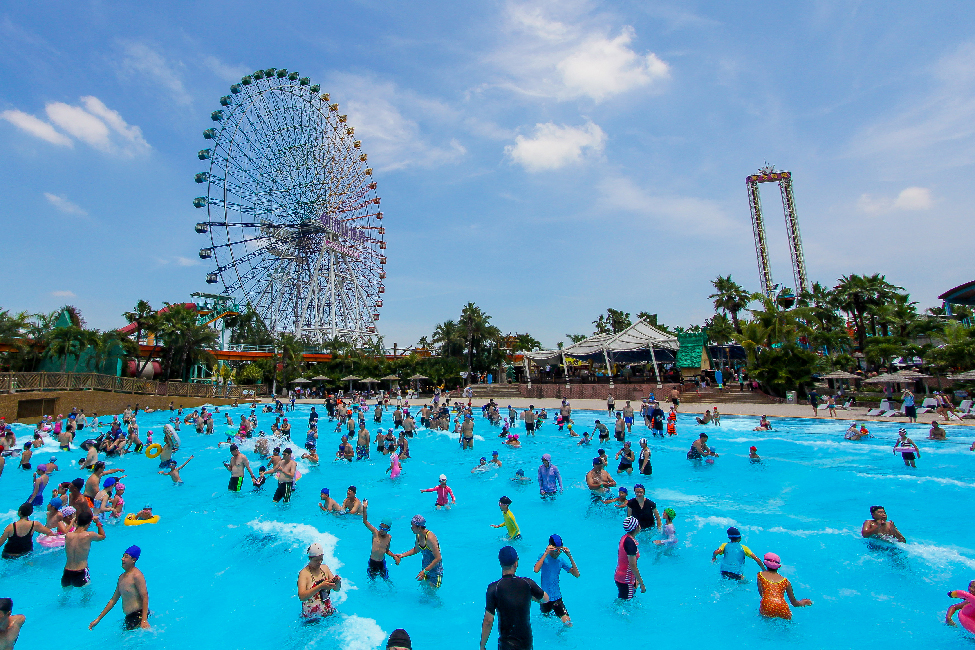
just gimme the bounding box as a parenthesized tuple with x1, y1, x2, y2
(439, 474, 447, 481)
(307, 543, 324, 557)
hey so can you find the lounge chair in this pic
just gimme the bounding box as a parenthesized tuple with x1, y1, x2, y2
(836, 400, 853, 410)
(915, 397, 938, 415)
(866, 400, 894, 416)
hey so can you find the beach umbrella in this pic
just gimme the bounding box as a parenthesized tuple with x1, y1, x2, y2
(312, 375, 328, 381)
(340, 375, 361, 392)
(409, 374, 429, 380)
(291, 378, 311, 384)
(359, 377, 380, 384)
(948, 369, 975, 380)
(822, 370, 857, 379)
(864, 373, 899, 384)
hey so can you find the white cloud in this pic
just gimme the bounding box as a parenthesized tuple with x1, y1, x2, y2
(598, 175, 734, 234)
(4, 97, 149, 157)
(80, 96, 150, 155)
(857, 187, 933, 214)
(44, 192, 88, 216)
(46, 102, 112, 150)
(175, 257, 200, 267)
(204, 56, 250, 83)
(488, 3, 669, 102)
(332, 74, 467, 171)
(0, 110, 73, 146)
(118, 41, 192, 105)
(51, 290, 76, 298)
(557, 27, 670, 102)
(505, 121, 605, 171)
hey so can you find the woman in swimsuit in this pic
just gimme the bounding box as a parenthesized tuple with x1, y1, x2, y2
(393, 515, 443, 588)
(298, 543, 340, 619)
(757, 552, 812, 620)
(0, 503, 55, 559)
(637, 438, 652, 475)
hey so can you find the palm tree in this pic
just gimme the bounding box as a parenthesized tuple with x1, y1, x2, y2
(512, 333, 542, 352)
(122, 300, 161, 376)
(833, 274, 903, 352)
(43, 325, 86, 373)
(460, 303, 502, 379)
(732, 320, 769, 366)
(432, 320, 464, 357)
(709, 276, 753, 334)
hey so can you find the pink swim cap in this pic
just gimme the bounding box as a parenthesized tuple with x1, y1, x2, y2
(763, 552, 781, 569)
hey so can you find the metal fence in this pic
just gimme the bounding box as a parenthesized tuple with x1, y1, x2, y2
(0, 372, 268, 399)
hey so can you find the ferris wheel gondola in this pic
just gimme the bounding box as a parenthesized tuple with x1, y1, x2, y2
(193, 67, 386, 345)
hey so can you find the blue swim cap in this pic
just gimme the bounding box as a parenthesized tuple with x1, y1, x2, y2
(498, 545, 518, 566)
(50, 497, 63, 510)
(124, 545, 141, 560)
(321, 488, 329, 495)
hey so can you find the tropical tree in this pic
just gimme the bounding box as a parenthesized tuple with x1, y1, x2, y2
(709, 275, 753, 334)
(512, 333, 542, 352)
(122, 300, 162, 376)
(833, 273, 902, 351)
(432, 320, 464, 358)
(704, 313, 735, 345)
(593, 308, 632, 335)
(565, 334, 587, 344)
(460, 302, 502, 378)
(43, 325, 86, 373)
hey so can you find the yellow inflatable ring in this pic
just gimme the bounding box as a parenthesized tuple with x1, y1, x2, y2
(124, 514, 160, 526)
(145, 443, 163, 459)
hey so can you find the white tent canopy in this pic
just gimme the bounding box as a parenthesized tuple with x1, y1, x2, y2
(524, 320, 679, 387)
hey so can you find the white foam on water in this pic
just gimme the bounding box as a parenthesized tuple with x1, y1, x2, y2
(765, 526, 854, 537)
(854, 472, 975, 488)
(906, 542, 975, 570)
(650, 488, 704, 504)
(339, 614, 387, 650)
(247, 519, 343, 571)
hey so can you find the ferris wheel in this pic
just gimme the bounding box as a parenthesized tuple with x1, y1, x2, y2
(193, 67, 386, 345)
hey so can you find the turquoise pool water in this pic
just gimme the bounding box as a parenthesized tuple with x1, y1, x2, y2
(2, 405, 974, 649)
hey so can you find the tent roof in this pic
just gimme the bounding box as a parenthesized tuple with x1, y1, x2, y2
(525, 319, 679, 363)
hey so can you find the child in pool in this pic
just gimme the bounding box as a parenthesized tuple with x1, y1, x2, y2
(749, 446, 761, 462)
(386, 452, 401, 478)
(472, 458, 490, 473)
(654, 508, 678, 546)
(253, 466, 269, 488)
(134, 504, 154, 521)
(601, 486, 629, 507)
(158, 456, 194, 484)
(946, 580, 975, 631)
(110, 483, 126, 519)
(510, 469, 531, 483)
(577, 431, 592, 445)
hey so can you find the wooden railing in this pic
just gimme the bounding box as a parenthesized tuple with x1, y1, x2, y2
(0, 372, 268, 399)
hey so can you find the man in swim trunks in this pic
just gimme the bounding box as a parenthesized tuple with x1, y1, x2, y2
(861, 505, 906, 542)
(670, 387, 680, 409)
(623, 401, 635, 433)
(63, 508, 105, 588)
(711, 526, 763, 580)
(84, 462, 124, 507)
(524, 407, 536, 436)
(225, 444, 257, 492)
(298, 543, 341, 619)
(361, 500, 394, 580)
(318, 488, 342, 513)
(394, 515, 443, 588)
(89, 546, 150, 630)
(356, 425, 371, 460)
(533, 534, 579, 626)
(272, 448, 297, 503)
(593, 419, 610, 443)
(481, 545, 548, 650)
(615, 441, 635, 475)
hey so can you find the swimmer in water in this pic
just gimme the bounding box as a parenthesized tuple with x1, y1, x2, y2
(511, 469, 531, 483)
(420, 475, 456, 509)
(753, 415, 772, 431)
(653, 508, 677, 547)
(686, 433, 718, 460)
(492, 496, 521, 540)
(472, 457, 490, 473)
(712, 527, 764, 580)
(861, 505, 906, 542)
(361, 500, 395, 579)
(945, 580, 975, 630)
(894, 428, 919, 468)
(601, 487, 629, 508)
(748, 446, 761, 462)
(158, 455, 194, 484)
(756, 552, 812, 620)
(319, 488, 343, 513)
(577, 431, 592, 445)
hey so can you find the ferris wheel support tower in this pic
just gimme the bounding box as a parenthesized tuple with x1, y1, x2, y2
(745, 164, 809, 298)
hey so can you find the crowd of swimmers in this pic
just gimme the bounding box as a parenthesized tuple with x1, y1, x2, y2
(1, 391, 974, 648)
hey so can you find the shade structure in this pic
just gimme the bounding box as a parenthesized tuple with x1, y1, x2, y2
(821, 370, 858, 379)
(409, 374, 429, 380)
(525, 318, 679, 365)
(291, 378, 311, 384)
(864, 373, 904, 384)
(359, 377, 380, 383)
(948, 369, 975, 380)
(311, 376, 328, 381)
(893, 369, 930, 380)
(340, 376, 361, 382)
(380, 374, 400, 381)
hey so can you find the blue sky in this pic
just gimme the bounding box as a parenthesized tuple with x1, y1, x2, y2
(1, 1, 972, 349)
